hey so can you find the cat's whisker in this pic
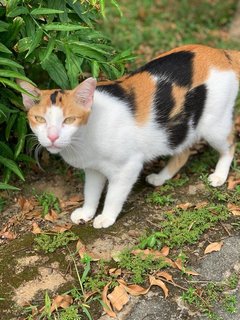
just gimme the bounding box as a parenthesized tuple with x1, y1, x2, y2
(34, 144, 45, 171)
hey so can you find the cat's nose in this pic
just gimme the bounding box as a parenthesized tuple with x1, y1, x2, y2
(48, 133, 59, 143)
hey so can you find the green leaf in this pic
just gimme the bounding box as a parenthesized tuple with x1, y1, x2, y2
(17, 37, 32, 53)
(0, 183, 20, 191)
(99, 0, 106, 18)
(40, 38, 55, 63)
(66, 0, 93, 27)
(110, 0, 123, 16)
(44, 23, 88, 31)
(14, 113, 27, 159)
(7, 6, 28, 17)
(0, 57, 23, 69)
(91, 60, 100, 78)
(0, 155, 25, 181)
(5, 113, 17, 141)
(25, 28, 43, 58)
(65, 46, 82, 88)
(0, 141, 14, 159)
(40, 53, 70, 88)
(0, 42, 11, 54)
(0, 70, 34, 84)
(30, 8, 64, 15)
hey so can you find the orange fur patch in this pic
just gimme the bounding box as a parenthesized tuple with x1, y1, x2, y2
(167, 149, 191, 176)
(170, 85, 187, 119)
(119, 72, 156, 125)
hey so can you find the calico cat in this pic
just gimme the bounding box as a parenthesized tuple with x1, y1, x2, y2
(19, 44, 238, 228)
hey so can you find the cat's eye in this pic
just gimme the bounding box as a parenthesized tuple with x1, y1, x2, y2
(35, 116, 46, 123)
(64, 117, 76, 124)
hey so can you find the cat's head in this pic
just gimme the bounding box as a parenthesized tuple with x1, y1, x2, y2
(18, 78, 97, 154)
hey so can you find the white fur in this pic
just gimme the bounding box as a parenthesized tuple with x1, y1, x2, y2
(33, 68, 238, 228)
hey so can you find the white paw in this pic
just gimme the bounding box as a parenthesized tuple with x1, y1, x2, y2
(208, 173, 226, 187)
(71, 207, 95, 224)
(146, 173, 165, 187)
(93, 214, 116, 229)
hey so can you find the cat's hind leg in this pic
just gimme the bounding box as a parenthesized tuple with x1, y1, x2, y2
(146, 149, 191, 187)
(206, 129, 235, 187)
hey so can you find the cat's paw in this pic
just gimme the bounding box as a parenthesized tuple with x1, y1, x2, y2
(71, 207, 95, 224)
(146, 173, 165, 186)
(208, 173, 226, 187)
(93, 214, 116, 229)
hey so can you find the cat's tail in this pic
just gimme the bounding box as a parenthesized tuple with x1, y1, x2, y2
(226, 50, 240, 75)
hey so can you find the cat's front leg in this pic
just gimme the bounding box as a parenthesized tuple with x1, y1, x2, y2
(71, 169, 106, 224)
(93, 156, 143, 228)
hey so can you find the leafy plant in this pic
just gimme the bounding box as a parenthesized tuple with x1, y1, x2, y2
(146, 192, 174, 206)
(36, 191, 61, 216)
(0, 0, 132, 189)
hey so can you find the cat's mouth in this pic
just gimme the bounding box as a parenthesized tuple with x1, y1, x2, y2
(46, 145, 62, 154)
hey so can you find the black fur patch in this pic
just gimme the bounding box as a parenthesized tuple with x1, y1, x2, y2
(134, 51, 194, 87)
(168, 116, 189, 148)
(97, 83, 136, 113)
(167, 84, 207, 148)
(184, 84, 207, 127)
(154, 81, 174, 124)
(50, 90, 59, 104)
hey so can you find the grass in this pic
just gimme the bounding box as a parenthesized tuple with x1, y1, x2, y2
(118, 250, 169, 284)
(100, 0, 240, 68)
(182, 272, 238, 319)
(34, 231, 78, 253)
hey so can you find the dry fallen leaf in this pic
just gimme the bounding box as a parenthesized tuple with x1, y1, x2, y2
(51, 224, 72, 233)
(195, 201, 208, 209)
(109, 268, 122, 276)
(204, 241, 223, 254)
(227, 176, 240, 190)
(161, 246, 170, 256)
(17, 197, 34, 213)
(31, 222, 42, 234)
(227, 203, 240, 216)
(107, 285, 129, 311)
(102, 283, 116, 318)
(50, 294, 73, 312)
(44, 209, 58, 222)
(149, 275, 168, 298)
(118, 279, 149, 296)
(175, 258, 199, 275)
(156, 271, 174, 283)
(76, 239, 99, 261)
(176, 202, 193, 210)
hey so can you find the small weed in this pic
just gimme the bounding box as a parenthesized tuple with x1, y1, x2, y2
(58, 306, 81, 320)
(84, 260, 117, 292)
(226, 273, 239, 289)
(159, 205, 228, 248)
(34, 231, 78, 253)
(118, 250, 169, 284)
(36, 192, 61, 216)
(182, 273, 239, 319)
(138, 232, 167, 250)
(223, 294, 237, 313)
(146, 192, 174, 206)
(166, 175, 189, 187)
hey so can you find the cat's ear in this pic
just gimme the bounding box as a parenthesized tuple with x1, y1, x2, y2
(73, 77, 97, 110)
(17, 80, 41, 110)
